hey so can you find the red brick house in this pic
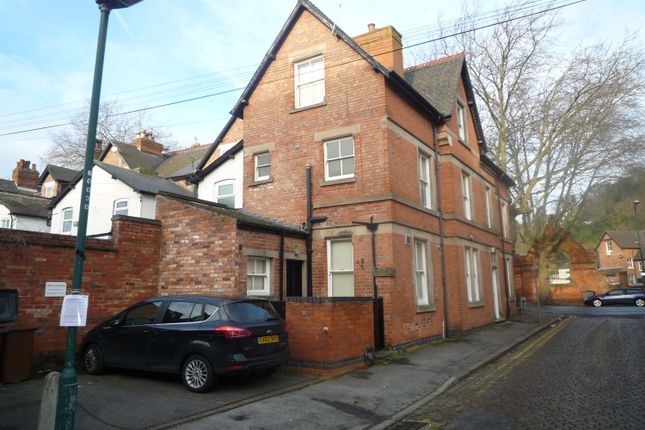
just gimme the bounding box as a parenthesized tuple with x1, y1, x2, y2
(196, 0, 515, 346)
(596, 230, 645, 286)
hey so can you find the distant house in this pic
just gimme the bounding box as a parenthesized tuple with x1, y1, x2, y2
(596, 230, 645, 286)
(0, 190, 49, 232)
(37, 164, 79, 198)
(191, 117, 245, 208)
(98, 131, 210, 184)
(49, 161, 192, 236)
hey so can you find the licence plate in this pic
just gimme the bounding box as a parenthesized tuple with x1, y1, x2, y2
(258, 335, 279, 344)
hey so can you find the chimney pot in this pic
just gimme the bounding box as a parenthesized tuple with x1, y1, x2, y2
(32, 163, 37, 171)
(25, 161, 31, 168)
(368, 23, 375, 32)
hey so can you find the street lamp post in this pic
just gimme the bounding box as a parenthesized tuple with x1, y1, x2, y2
(634, 200, 644, 286)
(55, 1, 143, 429)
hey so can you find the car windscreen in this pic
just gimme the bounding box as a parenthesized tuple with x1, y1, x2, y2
(222, 301, 280, 323)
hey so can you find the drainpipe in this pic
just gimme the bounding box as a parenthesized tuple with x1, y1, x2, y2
(495, 179, 512, 319)
(352, 216, 378, 298)
(305, 166, 328, 297)
(306, 167, 313, 297)
(431, 124, 449, 336)
(279, 231, 285, 302)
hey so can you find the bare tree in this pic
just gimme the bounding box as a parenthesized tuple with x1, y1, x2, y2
(44, 100, 176, 169)
(428, 2, 645, 301)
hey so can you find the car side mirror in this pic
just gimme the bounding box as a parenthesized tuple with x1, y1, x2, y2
(110, 319, 120, 327)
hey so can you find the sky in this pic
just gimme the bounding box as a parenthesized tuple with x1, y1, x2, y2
(0, 0, 643, 179)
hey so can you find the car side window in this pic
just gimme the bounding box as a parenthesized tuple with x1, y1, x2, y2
(608, 290, 624, 296)
(162, 301, 204, 323)
(204, 304, 219, 320)
(123, 302, 162, 326)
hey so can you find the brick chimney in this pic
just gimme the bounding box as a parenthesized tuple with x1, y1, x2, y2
(12, 159, 40, 190)
(132, 131, 163, 155)
(354, 23, 404, 77)
(94, 139, 103, 160)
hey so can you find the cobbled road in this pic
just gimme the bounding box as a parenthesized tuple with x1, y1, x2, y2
(389, 316, 645, 430)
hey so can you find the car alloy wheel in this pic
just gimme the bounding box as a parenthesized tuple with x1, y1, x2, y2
(636, 298, 645, 307)
(592, 299, 602, 307)
(182, 355, 214, 393)
(84, 344, 105, 375)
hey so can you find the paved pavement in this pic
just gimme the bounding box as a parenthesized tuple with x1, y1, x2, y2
(0, 312, 559, 430)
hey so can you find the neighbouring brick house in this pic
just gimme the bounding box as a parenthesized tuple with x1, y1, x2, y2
(195, 0, 516, 346)
(1, 0, 518, 374)
(596, 230, 645, 286)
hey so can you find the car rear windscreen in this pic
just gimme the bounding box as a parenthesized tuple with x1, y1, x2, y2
(224, 302, 280, 323)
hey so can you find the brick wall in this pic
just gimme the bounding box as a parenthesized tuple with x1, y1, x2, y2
(286, 297, 374, 374)
(514, 236, 607, 304)
(0, 217, 161, 364)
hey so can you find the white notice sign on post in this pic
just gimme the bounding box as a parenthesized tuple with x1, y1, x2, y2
(45, 282, 67, 297)
(59, 295, 89, 327)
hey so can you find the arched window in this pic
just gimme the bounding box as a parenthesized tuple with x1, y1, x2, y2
(549, 251, 571, 284)
(215, 180, 235, 208)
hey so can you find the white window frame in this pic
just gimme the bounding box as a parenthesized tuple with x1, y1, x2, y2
(215, 180, 235, 208)
(418, 152, 433, 209)
(294, 56, 325, 109)
(502, 202, 510, 238)
(247, 257, 271, 296)
(627, 257, 634, 269)
(113, 198, 129, 216)
(327, 239, 354, 297)
(254, 152, 271, 182)
(457, 100, 467, 142)
(465, 247, 481, 303)
(43, 183, 55, 198)
(605, 241, 612, 255)
(628, 274, 636, 285)
(62, 207, 73, 233)
(413, 240, 430, 306)
(462, 171, 472, 221)
(1, 218, 10, 228)
(485, 187, 493, 228)
(505, 254, 515, 299)
(324, 137, 355, 181)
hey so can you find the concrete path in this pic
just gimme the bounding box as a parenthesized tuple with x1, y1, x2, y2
(0, 314, 557, 430)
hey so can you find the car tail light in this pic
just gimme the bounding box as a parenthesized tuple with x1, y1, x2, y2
(214, 326, 252, 339)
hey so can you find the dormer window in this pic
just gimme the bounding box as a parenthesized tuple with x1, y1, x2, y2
(605, 241, 613, 255)
(295, 56, 324, 108)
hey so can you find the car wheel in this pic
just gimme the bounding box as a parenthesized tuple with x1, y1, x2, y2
(84, 344, 106, 375)
(636, 298, 645, 307)
(251, 366, 278, 377)
(182, 355, 214, 393)
(592, 299, 603, 307)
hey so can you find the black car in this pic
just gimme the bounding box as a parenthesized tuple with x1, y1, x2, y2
(583, 288, 645, 307)
(80, 295, 288, 392)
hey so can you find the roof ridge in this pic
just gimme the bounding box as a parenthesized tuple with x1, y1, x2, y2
(405, 52, 465, 73)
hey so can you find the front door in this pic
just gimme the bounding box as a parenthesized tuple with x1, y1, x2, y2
(492, 266, 501, 320)
(286, 260, 303, 297)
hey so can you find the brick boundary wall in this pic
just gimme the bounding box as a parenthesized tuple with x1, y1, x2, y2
(285, 297, 374, 375)
(0, 217, 161, 366)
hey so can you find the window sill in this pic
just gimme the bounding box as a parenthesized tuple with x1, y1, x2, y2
(458, 138, 471, 150)
(320, 177, 355, 187)
(249, 178, 273, 187)
(289, 101, 327, 114)
(416, 303, 436, 313)
(467, 301, 485, 309)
